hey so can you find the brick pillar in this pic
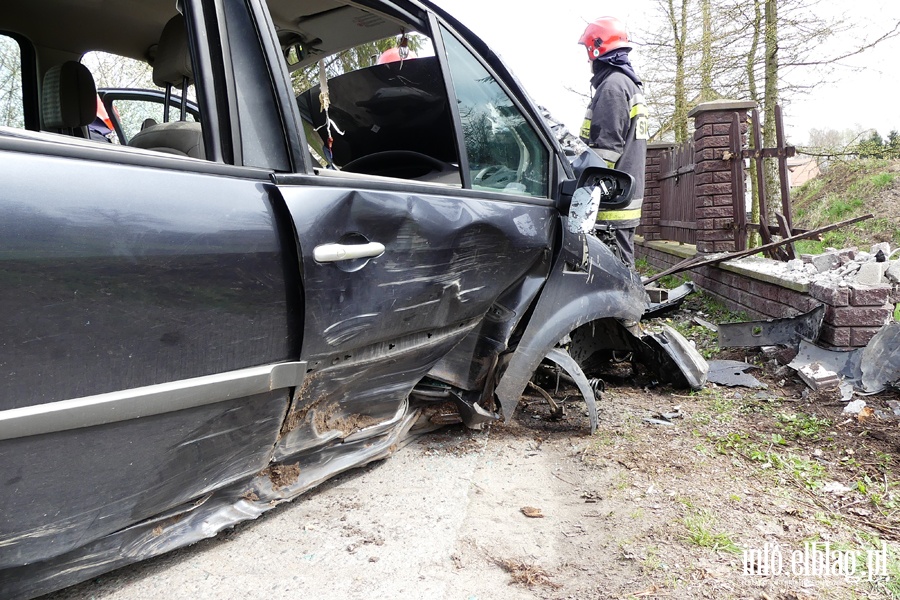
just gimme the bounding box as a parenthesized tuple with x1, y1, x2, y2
(639, 142, 675, 241)
(688, 100, 757, 254)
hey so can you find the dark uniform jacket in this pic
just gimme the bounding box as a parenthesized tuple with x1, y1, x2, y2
(580, 68, 648, 230)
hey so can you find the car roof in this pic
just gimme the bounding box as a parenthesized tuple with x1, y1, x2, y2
(0, 0, 413, 64)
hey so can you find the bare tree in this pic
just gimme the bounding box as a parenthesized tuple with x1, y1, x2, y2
(0, 35, 24, 128)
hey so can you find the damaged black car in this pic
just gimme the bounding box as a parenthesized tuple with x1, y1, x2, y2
(0, 1, 704, 597)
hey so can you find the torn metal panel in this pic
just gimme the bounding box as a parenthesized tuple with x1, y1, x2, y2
(0, 411, 420, 600)
(718, 304, 825, 348)
(568, 320, 708, 390)
(788, 340, 861, 391)
(707, 360, 767, 389)
(639, 326, 709, 390)
(543, 347, 599, 433)
(642, 281, 697, 320)
(858, 322, 900, 394)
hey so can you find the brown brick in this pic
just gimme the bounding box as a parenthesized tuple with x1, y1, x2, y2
(820, 324, 852, 347)
(850, 327, 883, 347)
(696, 206, 735, 219)
(713, 240, 737, 253)
(714, 218, 735, 230)
(694, 147, 728, 162)
(849, 284, 891, 306)
(711, 123, 733, 136)
(694, 135, 731, 152)
(809, 282, 849, 306)
(696, 183, 732, 196)
(713, 194, 734, 207)
(825, 306, 892, 327)
(694, 160, 729, 175)
(694, 112, 734, 128)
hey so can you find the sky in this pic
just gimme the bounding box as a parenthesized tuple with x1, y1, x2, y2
(436, 0, 900, 146)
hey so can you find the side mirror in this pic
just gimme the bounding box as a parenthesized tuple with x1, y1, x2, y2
(559, 166, 635, 234)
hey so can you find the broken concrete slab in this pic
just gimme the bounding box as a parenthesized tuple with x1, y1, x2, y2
(843, 399, 867, 415)
(718, 305, 825, 349)
(795, 362, 841, 391)
(707, 360, 768, 389)
(885, 260, 900, 283)
(855, 261, 886, 286)
(812, 252, 841, 273)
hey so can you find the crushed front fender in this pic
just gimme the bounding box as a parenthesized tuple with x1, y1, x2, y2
(495, 229, 648, 421)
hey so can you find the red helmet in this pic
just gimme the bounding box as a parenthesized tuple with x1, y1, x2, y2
(578, 17, 631, 61)
(377, 47, 416, 65)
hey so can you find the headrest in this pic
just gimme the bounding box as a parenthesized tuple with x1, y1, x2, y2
(153, 14, 193, 89)
(42, 62, 97, 129)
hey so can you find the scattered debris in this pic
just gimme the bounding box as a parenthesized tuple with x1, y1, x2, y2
(520, 506, 545, 518)
(787, 322, 900, 394)
(693, 316, 718, 332)
(707, 360, 768, 389)
(494, 557, 560, 589)
(643, 407, 682, 426)
(843, 399, 867, 415)
(794, 361, 841, 391)
(642, 281, 697, 319)
(857, 406, 876, 422)
(822, 481, 853, 495)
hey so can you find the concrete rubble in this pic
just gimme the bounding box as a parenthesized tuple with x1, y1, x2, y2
(710, 244, 900, 405)
(732, 243, 900, 292)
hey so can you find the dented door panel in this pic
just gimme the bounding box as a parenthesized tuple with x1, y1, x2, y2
(276, 183, 555, 360)
(273, 181, 555, 444)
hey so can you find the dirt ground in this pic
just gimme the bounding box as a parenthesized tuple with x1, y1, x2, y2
(44, 298, 900, 600)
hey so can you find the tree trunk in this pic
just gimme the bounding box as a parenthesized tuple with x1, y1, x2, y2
(763, 0, 779, 227)
(746, 0, 762, 247)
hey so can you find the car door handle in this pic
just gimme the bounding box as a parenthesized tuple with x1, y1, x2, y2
(313, 242, 385, 263)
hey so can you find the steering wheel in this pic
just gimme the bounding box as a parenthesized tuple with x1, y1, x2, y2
(341, 150, 456, 180)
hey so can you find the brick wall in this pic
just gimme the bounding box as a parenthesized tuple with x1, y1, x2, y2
(637, 142, 673, 241)
(637, 239, 894, 349)
(688, 101, 756, 253)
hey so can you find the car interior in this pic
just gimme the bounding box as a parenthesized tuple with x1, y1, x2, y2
(0, 0, 549, 195)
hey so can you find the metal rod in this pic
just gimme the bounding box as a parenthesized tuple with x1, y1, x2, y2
(642, 213, 874, 285)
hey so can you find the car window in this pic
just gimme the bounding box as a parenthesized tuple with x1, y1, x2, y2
(0, 33, 24, 129)
(273, 3, 461, 184)
(440, 27, 549, 198)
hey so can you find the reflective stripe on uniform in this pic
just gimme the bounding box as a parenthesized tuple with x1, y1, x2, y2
(629, 96, 648, 119)
(596, 208, 642, 221)
(580, 107, 592, 141)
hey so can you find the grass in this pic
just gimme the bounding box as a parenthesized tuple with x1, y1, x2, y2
(680, 509, 741, 554)
(791, 159, 900, 252)
(776, 412, 831, 440)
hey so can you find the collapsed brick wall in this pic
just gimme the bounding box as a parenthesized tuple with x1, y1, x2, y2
(635, 99, 896, 349)
(637, 241, 895, 348)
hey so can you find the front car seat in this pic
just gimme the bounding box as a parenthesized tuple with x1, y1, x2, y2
(41, 61, 97, 138)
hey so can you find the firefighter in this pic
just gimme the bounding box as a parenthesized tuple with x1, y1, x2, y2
(578, 17, 648, 267)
